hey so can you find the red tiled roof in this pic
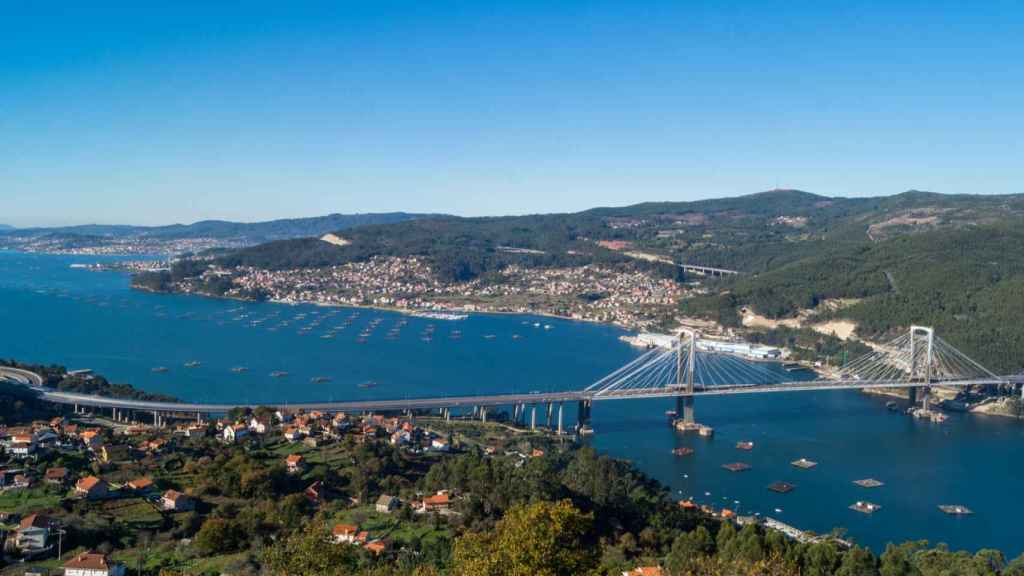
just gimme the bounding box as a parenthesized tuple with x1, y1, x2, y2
(76, 476, 103, 491)
(333, 523, 358, 536)
(64, 552, 115, 570)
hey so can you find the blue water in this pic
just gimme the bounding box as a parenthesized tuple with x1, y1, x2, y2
(1, 251, 1022, 557)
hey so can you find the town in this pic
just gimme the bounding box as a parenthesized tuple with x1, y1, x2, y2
(173, 257, 685, 331)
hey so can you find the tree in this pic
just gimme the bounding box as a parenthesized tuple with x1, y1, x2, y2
(836, 545, 880, 576)
(263, 522, 360, 575)
(880, 542, 925, 576)
(666, 526, 715, 574)
(194, 517, 244, 555)
(452, 500, 599, 576)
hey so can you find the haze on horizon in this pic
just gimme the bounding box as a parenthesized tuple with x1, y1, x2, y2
(2, 1, 1022, 228)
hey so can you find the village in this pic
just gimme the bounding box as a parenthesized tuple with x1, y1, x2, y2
(194, 256, 685, 331)
(0, 404, 564, 575)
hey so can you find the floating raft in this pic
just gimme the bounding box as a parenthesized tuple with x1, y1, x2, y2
(853, 478, 884, 488)
(736, 441, 755, 451)
(768, 481, 795, 494)
(791, 458, 818, 469)
(850, 501, 882, 514)
(939, 505, 974, 515)
(722, 462, 752, 472)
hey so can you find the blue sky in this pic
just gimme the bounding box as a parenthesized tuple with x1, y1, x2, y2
(1, 1, 1021, 226)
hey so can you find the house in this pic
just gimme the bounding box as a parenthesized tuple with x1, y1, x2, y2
(390, 430, 410, 446)
(161, 489, 195, 512)
(126, 477, 155, 493)
(623, 568, 664, 576)
(15, 513, 52, 553)
(223, 424, 249, 443)
(249, 416, 272, 434)
(9, 432, 37, 457)
(75, 476, 110, 500)
(430, 438, 449, 452)
(332, 523, 360, 544)
(421, 492, 450, 513)
(80, 430, 103, 450)
(185, 423, 210, 438)
(13, 473, 32, 489)
(284, 427, 304, 442)
(44, 467, 69, 486)
(63, 551, 126, 576)
(375, 494, 400, 514)
(365, 540, 388, 555)
(285, 454, 306, 475)
(303, 436, 322, 448)
(304, 480, 330, 505)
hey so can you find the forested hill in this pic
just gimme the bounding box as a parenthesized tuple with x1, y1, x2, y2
(201, 189, 1024, 371)
(683, 223, 1024, 373)
(1, 212, 435, 243)
(215, 189, 1024, 276)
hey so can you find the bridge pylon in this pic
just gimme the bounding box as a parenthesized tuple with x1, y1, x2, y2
(675, 328, 698, 423)
(908, 325, 934, 407)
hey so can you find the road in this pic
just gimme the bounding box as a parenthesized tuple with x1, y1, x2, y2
(3, 365, 1017, 415)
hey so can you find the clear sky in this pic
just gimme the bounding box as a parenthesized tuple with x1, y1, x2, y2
(2, 1, 1021, 226)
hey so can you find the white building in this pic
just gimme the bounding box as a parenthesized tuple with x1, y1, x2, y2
(63, 552, 126, 576)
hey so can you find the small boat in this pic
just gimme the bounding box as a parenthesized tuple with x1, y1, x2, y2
(358, 381, 378, 389)
(512, 334, 522, 340)
(151, 367, 169, 373)
(320, 334, 335, 340)
(184, 361, 201, 368)
(270, 371, 289, 378)
(544, 324, 552, 330)
(230, 366, 248, 373)
(483, 334, 497, 340)
(311, 376, 332, 383)
(736, 441, 754, 451)
(672, 447, 695, 456)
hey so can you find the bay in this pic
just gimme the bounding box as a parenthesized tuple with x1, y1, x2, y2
(1, 251, 1021, 557)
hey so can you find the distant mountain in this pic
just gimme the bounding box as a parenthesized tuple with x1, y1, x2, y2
(0, 212, 437, 243)
(0, 224, 14, 231)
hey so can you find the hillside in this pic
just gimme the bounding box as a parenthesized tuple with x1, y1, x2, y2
(135, 189, 1024, 370)
(682, 223, 1024, 373)
(0, 212, 433, 242)
(215, 189, 1024, 277)
(0, 212, 436, 255)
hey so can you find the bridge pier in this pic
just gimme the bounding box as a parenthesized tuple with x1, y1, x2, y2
(480, 407, 488, 423)
(576, 399, 591, 432)
(530, 405, 537, 430)
(557, 402, 564, 435)
(546, 403, 553, 428)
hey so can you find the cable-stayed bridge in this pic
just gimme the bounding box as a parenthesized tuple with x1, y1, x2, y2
(2, 326, 1020, 432)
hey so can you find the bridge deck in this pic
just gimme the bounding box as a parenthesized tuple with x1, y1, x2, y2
(3, 367, 1016, 414)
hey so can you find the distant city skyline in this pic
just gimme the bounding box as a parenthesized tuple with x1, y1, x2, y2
(2, 1, 1022, 227)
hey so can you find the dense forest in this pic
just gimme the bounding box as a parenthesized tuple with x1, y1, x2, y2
(682, 224, 1024, 373)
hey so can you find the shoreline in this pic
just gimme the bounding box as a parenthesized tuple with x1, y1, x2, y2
(132, 284, 647, 333)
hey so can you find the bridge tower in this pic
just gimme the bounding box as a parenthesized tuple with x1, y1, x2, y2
(908, 325, 934, 407)
(675, 329, 698, 423)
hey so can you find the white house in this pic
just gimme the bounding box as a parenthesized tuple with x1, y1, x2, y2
(223, 424, 249, 443)
(63, 551, 126, 576)
(15, 514, 52, 553)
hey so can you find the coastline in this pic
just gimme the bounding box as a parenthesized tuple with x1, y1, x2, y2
(131, 283, 644, 333)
